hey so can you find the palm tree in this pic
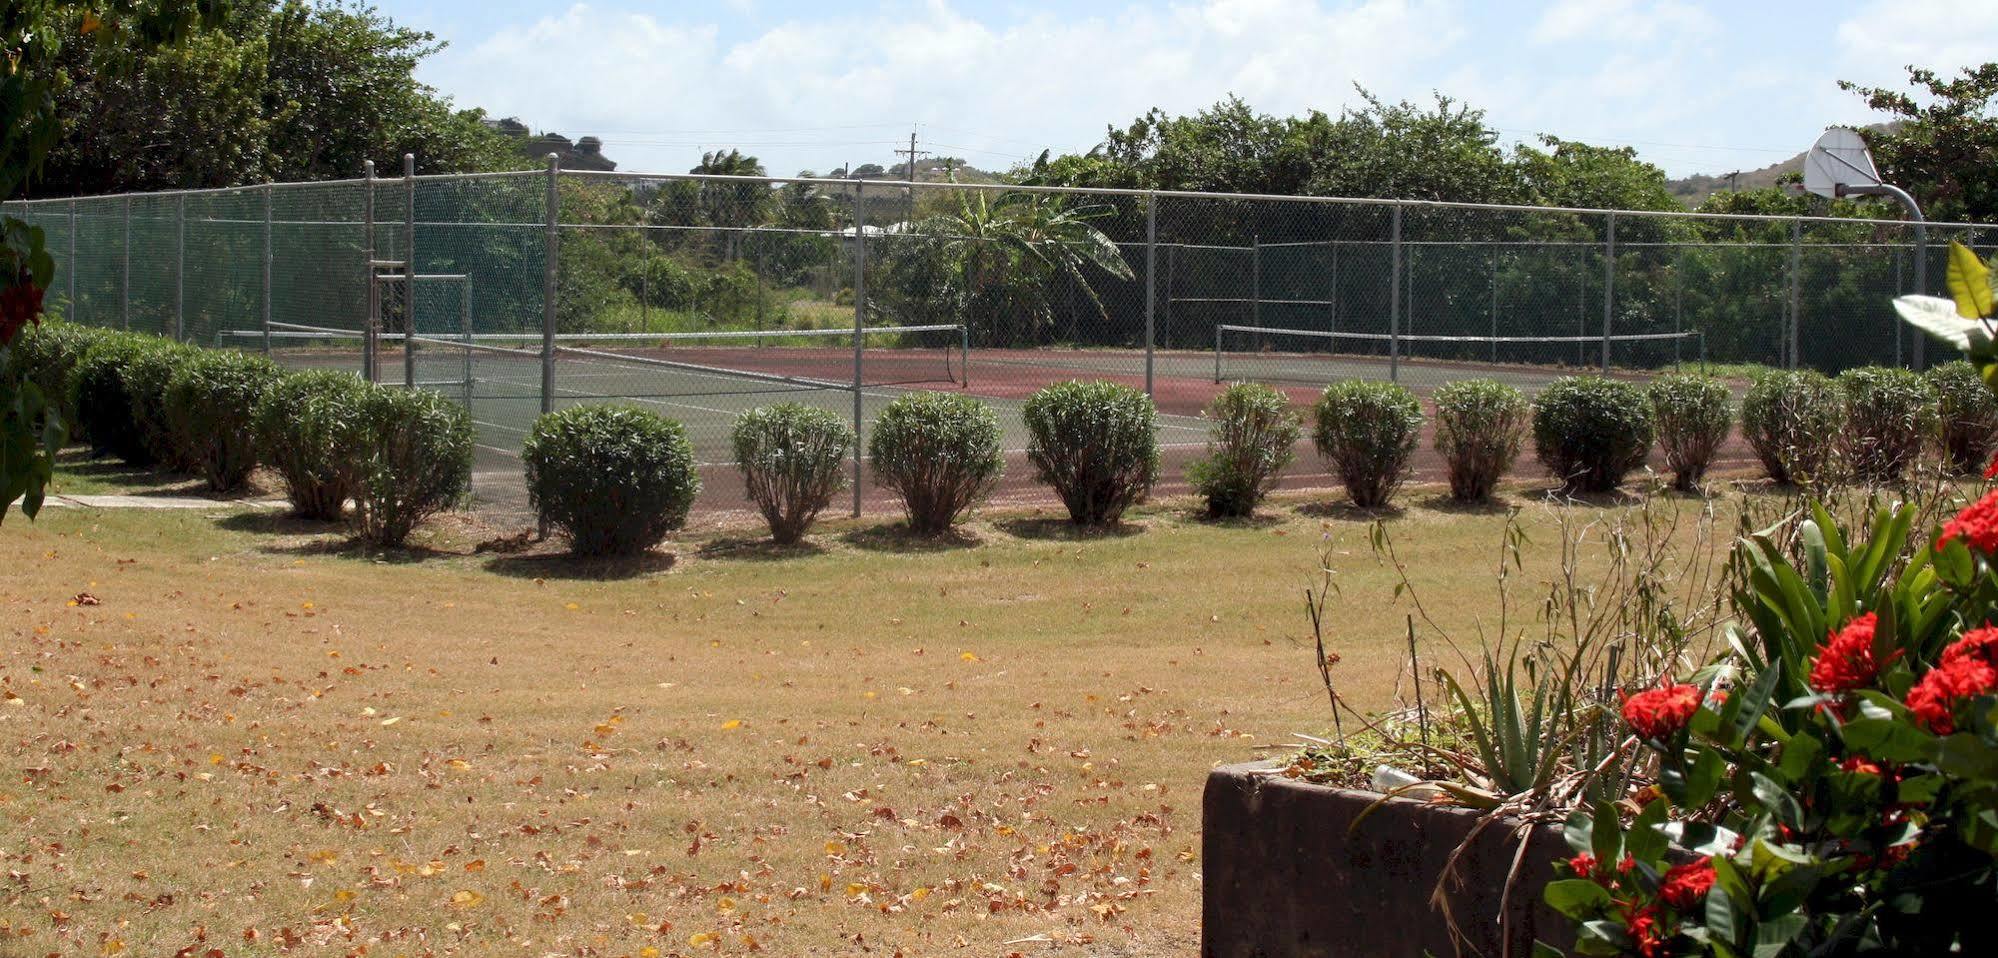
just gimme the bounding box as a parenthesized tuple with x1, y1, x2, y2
(890, 187, 1134, 346)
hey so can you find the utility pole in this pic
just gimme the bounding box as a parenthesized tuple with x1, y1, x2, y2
(893, 129, 928, 226)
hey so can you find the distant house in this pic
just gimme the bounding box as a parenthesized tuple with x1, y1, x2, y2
(483, 118, 618, 171)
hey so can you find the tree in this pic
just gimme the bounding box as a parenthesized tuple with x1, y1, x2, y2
(4, 1, 228, 522)
(34, 0, 513, 195)
(1841, 63, 1998, 222)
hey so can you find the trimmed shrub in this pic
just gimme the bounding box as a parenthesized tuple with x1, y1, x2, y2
(1648, 374, 1733, 491)
(71, 333, 163, 464)
(162, 349, 282, 491)
(254, 371, 366, 519)
(523, 403, 698, 555)
(731, 403, 854, 544)
(1023, 380, 1159, 526)
(1837, 366, 1937, 483)
(1432, 379, 1528, 502)
(1312, 380, 1422, 508)
(1187, 382, 1301, 518)
(1741, 370, 1843, 485)
(341, 386, 474, 547)
(1532, 376, 1654, 493)
(8, 322, 109, 436)
(124, 340, 202, 470)
(868, 391, 1004, 535)
(1926, 360, 1998, 476)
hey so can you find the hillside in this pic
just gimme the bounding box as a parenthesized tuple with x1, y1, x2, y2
(1666, 123, 1900, 208)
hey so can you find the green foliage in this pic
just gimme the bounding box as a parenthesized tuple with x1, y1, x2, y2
(122, 339, 201, 470)
(1647, 374, 1733, 491)
(1840, 63, 1998, 222)
(7, 321, 108, 434)
(341, 385, 472, 547)
(40, 1, 515, 195)
(254, 370, 364, 519)
(1311, 380, 1422, 508)
(1532, 376, 1655, 493)
(1185, 382, 1300, 518)
(1927, 360, 1998, 475)
(72, 331, 164, 464)
(1431, 379, 1528, 501)
(524, 404, 698, 556)
(730, 403, 853, 545)
(1023, 381, 1158, 526)
(867, 391, 1004, 535)
(1741, 370, 1845, 486)
(1836, 366, 1937, 483)
(161, 348, 280, 491)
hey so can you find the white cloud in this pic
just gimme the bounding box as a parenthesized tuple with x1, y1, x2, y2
(420, 0, 1466, 176)
(1834, 0, 1998, 89)
(1531, 0, 1716, 46)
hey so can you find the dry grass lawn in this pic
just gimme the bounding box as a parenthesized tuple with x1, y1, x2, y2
(0, 477, 1746, 957)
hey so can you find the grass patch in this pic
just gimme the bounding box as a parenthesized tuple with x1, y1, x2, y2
(1, 463, 1763, 955)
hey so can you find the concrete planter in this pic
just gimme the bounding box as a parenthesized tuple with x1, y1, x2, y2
(1201, 762, 1576, 958)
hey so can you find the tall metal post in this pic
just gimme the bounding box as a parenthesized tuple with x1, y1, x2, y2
(1489, 247, 1499, 363)
(1673, 248, 1685, 370)
(1600, 212, 1616, 373)
(1913, 222, 1929, 368)
(851, 183, 868, 517)
(65, 200, 76, 315)
(174, 194, 185, 341)
(462, 277, 475, 409)
(362, 160, 377, 382)
(1787, 218, 1802, 371)
(1164, 244, 1175, 349)
(1388, 204, 1401, 383)
(1329, 244, 1339, 338)
(1250, 235, 1261, 331)
(1143, 192, 1157, 396)
(261, 184, 274, 356)
(402, 154, 417, 388)
(541, 154, 559, 414)
(120, 197, 130, 331)
(1893, 246, 1905, 367)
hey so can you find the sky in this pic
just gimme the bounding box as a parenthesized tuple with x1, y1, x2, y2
(390, 0, 1998, 181)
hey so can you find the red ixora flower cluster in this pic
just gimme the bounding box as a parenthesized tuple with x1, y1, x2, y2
(1940, 490, 1998, 555)
(1810, 612, 1894, 693)
(1626, 906, 1669, 958)
(0, 266, 44, 346)
(1905, 626, 1998, 734)
(1621, 681, 1702, 741)
(1658, 856, 1717, 911)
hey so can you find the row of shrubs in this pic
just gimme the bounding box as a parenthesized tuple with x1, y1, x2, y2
(11, 323, 475, 546)
(1184, 362, 1998, 516)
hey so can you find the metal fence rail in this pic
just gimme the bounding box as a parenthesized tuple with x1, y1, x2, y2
(8, 160, 1992, 516)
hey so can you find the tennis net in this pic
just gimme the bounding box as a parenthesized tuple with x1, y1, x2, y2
(1212, 323, 1705, 387)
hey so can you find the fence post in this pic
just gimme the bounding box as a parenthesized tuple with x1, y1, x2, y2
(403, 154, 417, 389)
(1600, 212, 1616, 373)
(1489, 247, 1499, 363)
(1912, 222, 1928, 369)
(120, 196, 130, 331)
(362, 160, 377, 382)
(851, 183, 867, 518)
(174, 194, 185, 341)
(1788, 218, 1802, 371)
(262, 184, 273, 356)
(1164, 244, 1175, 349)
(66, 200, 76, 315)
(1144, 191, 1156, 396)
(1328, 243, 1338, 339)
(541, 154, 558, 414)
(1250, 234, 1260, 332)
(462, 277, 475, 409)
(1389, 203, 1401, 383)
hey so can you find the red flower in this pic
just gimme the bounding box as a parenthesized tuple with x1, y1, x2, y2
(1940, 490, 1998, 555)
(1566, 852, 1598, 878)
(1621, 682, 1702, 740)
(1658, 856, 1716, 912)
(1942, 625, 1998, 671)
(1626, 905, 1670, 958)
(1905, 656, 1998, 734)
(0, 272, 43, 346)
(1810, 613, 1891, 693)
(1839, 756, 1883, 776)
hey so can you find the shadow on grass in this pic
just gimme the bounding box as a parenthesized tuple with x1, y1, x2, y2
(994, 516, 1145, 541)
(1184, 507, 1287, 529)
(1295, 499, 1405, 521)
(484, 550, 678, 581)
(1409, 493, 1514, 516)
(1516, 485, 1651, 508)
(840, 524, 983, 553)
(253, 535, 462, 564)
(697, 535, 829, 561)
(214, 511, 345, 535)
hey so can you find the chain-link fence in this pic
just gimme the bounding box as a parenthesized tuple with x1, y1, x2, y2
(9, 163, 1990, 518)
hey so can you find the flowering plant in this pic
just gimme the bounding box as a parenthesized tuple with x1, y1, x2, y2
(1542, 245, 1998, 957)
